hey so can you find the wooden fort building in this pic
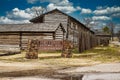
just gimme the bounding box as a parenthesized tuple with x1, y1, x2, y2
(0, 9, 103, 52)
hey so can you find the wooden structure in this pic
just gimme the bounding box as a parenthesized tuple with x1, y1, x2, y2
(26, 40, 39, 59)
(61, 40, 73, 58)
(30, 9, 100, 52)
(38, 40, 63, 51)
(0, 9, 110, 53)
(96, 33, 111, 46)
(27, 39, 73, 58)
(0, 23, 65, 51)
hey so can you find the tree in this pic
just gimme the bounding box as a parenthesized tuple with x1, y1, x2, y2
(84, 18, 91, 27)
(32, 6, 47, 17)
(83, 18, 98, 30)
(84, 18, 92, 29)
(117, 31, 120, 42)
(102, 26, 110, 34)
(108, 22, 115, 41)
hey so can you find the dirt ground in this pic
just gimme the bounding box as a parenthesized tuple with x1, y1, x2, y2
(0, 41, 120, 80)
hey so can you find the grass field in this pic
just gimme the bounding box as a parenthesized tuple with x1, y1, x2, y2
(0, 45, 120, 67)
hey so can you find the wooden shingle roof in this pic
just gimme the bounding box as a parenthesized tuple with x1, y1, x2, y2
(0, 23, 65, 32)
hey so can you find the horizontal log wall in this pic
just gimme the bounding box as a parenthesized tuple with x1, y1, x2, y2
(21, 33, 54, 49)
(0, 33, 20, 51)
(55, 25, 64, 40)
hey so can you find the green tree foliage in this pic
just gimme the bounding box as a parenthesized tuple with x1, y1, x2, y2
(102, 26, 110, 34)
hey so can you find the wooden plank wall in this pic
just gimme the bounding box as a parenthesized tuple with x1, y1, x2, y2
(67, 17, 102, 53)
(0, 33, 20, 51)
(44, 11, 68, 39)
(55, 26, 64, 40)
(78, 31, 105, 53)
(0, 32, 64, 51)
(0, 32, 109, 52)
(21, 33, 54, 49)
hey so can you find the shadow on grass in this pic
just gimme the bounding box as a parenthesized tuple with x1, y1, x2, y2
(0, 51, 21, 56)
(0, 69, 56, 77)
(8, 56, 62, 62)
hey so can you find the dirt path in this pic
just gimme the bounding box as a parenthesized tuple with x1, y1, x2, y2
(0, 61, 120, 79)
(58, 63, 120, 73)
(0, 77, 60, 80)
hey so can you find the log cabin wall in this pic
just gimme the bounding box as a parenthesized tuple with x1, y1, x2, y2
(44, 11, 68, 39)
(0, 32, 20, 51)
(21, 32, 54, 49)
(0, 32, 64, 51)
(55, 25, 65, 40)
(21, 32, 64, 50)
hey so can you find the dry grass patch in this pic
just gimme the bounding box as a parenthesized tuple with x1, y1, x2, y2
(0, 46, 120, 67)
(74, 46, 120, 63)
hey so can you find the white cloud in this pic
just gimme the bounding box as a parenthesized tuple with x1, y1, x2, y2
(93, 9, 108, 15)
(96, 6, 103, 9)
(56, 0, 72, 6)
(114, 24, 120, 33)
(40, 0, 72, 6)
(7, 8, 33, 20)
(112, 13, 120, 18)
(0, 6, 52, 24)
(0, 7, 41, 24)
(47, 3, 76, 13)
(76, 6, 81, 10)
(27, 0, 38, 4)
(81, 8, 92, 14)
(40, 0, 62, 4)
(0, 16, 29, 24)
(47, 0, 76, 13)
(94, 6, 120, 15)
(92, 16, 111, 21)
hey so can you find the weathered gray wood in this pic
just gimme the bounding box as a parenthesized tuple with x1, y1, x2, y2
(0, 9, 110, 53)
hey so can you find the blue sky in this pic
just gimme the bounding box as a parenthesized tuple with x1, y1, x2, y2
(0, 0, 120, 32)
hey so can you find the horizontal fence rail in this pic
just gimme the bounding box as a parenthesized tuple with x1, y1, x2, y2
(29, 40, 63, 51)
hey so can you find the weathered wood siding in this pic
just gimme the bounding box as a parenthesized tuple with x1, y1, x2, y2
(21, 33, 54, 49)
(0, 31, 64, 51)
(55, 25, 64, 40)
(44, 11, 68, 24)
(67, 17, 100, 52)
(44, 11, 68, 39)
(67, 18, 80, 46)
(0, 33, 20, 51)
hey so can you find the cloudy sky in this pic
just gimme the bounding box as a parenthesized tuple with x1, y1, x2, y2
(0, 0, 120, 32)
